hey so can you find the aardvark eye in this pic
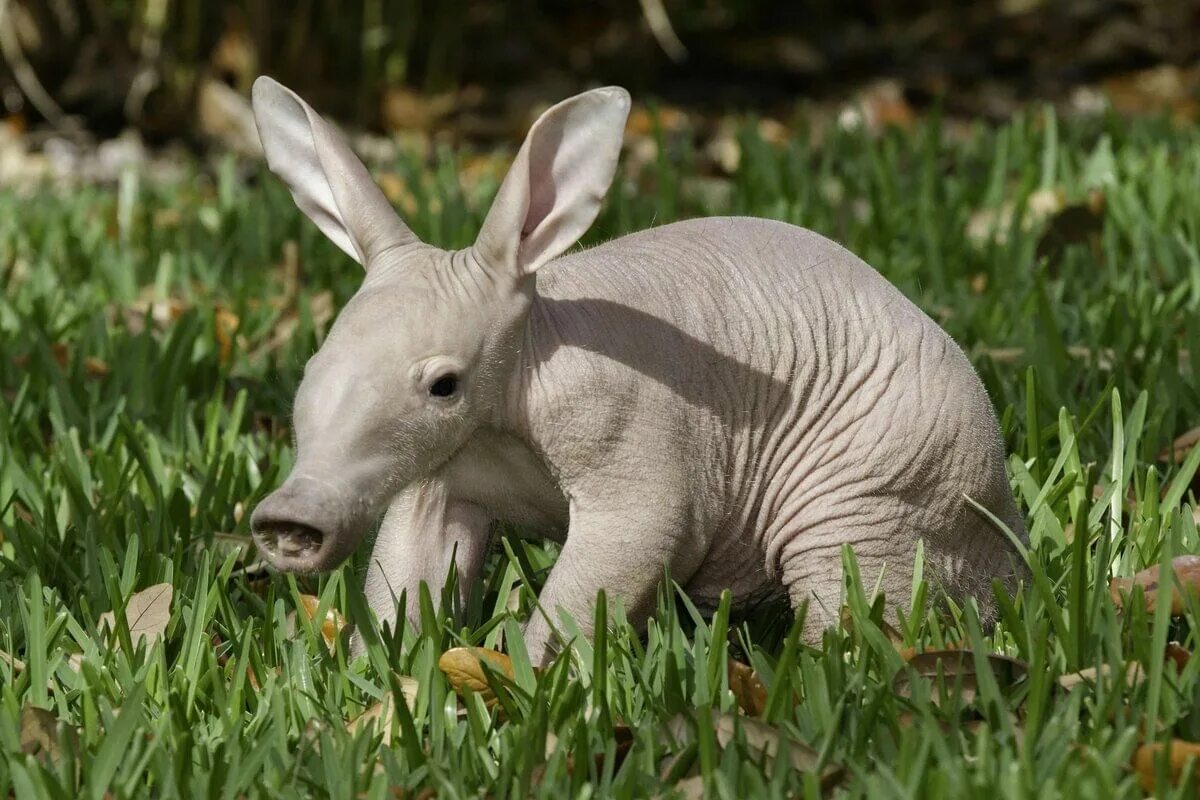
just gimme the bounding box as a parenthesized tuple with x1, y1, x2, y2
(428, 373, 459, 398)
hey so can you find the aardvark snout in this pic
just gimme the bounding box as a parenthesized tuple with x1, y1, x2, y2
(250, 476, 361, 572)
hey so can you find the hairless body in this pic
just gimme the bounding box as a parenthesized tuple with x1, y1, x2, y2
(249, 78, 1027, 662)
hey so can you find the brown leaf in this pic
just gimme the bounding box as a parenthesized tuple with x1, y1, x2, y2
(1166, 642, 1192, 671)
(215, 308, 240, 365)
(894, 649, 1029, 706)
(297, 594, 347, 649)
(248, 291, 336, 363)
(673, 776, 707, 799)
(966, 187, 1064, 248)
(1057, 661, 1145, 691)
(625, 104, 689, 138)
(380, 87, 461, 132)
(1035, 191, 1105, 265)
(728, 658, 767, 716)
(1059, 644, 1193, 691)
(113, 296, 189, 336)
(1, 649, 25, 673)
(1109, 555, 1200, 615)
(840, 605, 907, 653)
(438, 647, 514, 700)
(83, 356, 109, 378)
(1131, 740, 1200, 793)
(1102, 65, 1200, 123)
(20, 706, 77, 763)
(668, 711, 842, 788)
(347, 676, 419, 743)
(376, 173, 419, 216)
(1160, 428, 1200, 464)
(99, 582, 173, 648)
(210, 18, 257, 88)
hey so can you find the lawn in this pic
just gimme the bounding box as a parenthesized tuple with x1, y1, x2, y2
(2, 107, 1200, 798)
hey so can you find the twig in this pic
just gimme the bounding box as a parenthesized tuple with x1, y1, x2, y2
(638, 0, 687, 63)
(0, 0, 72, 129)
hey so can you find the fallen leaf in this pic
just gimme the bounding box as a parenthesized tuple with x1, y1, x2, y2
(674, 775, 706, 798)
(1059, 644, 1193, 691)
(347, 676, 419, 743)
(111, 296, 188, 335)
(1160, 428, 1200, 464)
(1, 649, 25, 673)
(197, 79, 263, 157)
(20, 706, 77, 763)
(1035, 190, 1105, 265)
(1166, 642, 1191, 671)
(214, 308, 240, 365)
(1057, 661, 1145, 691)
(1103, 65, 1200, 123)
(966, 187, 1064, 248)
(99, 582, 173, 648)
(82, 356, 109, 378)
(1132, 740, 1200, 793)
(728, 658, 767, 716)
(247, 291, 335, 363)
(1109, 556, 1200, 615)
(210, 18, 257, 88)
(380, 87, 461, 132)
(297, 594, 347, 649)
(840, 605, 905, 648)
(894, 649, 1029, 706)
(667, 711, 842, 788)
(837, 79, 914, 134)
(438, 647, 514, 701)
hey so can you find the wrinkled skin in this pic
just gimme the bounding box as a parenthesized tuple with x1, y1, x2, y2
(249, 78, 1027, 664)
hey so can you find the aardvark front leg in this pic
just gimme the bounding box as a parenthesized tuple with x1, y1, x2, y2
(362, 478, 491, 641)
(521, 498, 702, 666)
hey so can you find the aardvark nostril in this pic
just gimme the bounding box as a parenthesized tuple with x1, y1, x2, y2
(253, 521, 324, 558)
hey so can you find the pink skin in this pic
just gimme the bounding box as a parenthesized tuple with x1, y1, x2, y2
(248, 77, 1027, 663)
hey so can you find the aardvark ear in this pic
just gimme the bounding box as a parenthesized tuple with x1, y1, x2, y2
(473, 87, 630, 278)
(252, 76, 419, 268)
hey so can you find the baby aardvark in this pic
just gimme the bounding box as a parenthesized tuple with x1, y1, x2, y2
(249, 77, 1027, 662)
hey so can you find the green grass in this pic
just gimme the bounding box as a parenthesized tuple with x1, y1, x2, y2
(2, 106, 1200, 797)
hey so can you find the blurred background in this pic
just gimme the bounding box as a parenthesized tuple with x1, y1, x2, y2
(1, 0, 1198, 184)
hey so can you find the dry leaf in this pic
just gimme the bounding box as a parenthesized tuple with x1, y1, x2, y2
(1132, 740, 1200, 793)
(1160, 428, 1200, 464)
(1035, 190, 1105, 265)
(1057, 661, 1145, 691)
(1102, 65, 1200, 123)
(894, 649, 1029, 706)
(1165, 642, 1191, 671)
(668, 711, 842, 788)
(297, 594, 347, 649)
(839, 605, 905, 647)
(1109, 556, 1200, 615)
(1059, 644, 1192, 691)
(673, 776, 706, 799)
(99, 583, 173, 648)
(728, 658, 767, 716)
(112, 295, 189, 336)
(438, 647, 514, 700)
(214, 307, 240, 365)
(1, 649, 25, 673)
(347, 676, 419, 743)
(248, 291, 336, 362)
(20, 706, 77, 763)
(966, 187, 1064, 248)
(82, 356, 109, 378)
